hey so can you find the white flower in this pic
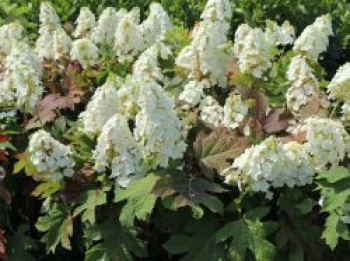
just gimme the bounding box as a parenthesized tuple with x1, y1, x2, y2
(36, 27, 55, 60)
(199, 96, 224, 127)
(223, 93, 249, 129)
(1, 42, 43, 113)
(265, 20, 295, 46)
(0, 23, 23, 56)
(93, 113, 144, 187)
(224, 137, 314, 197)
(341, 103, 350, 122)
(176, 19, 231, 87)
(327, 63, 350, 102)
(79, 75, 122, 134)
(114, 17, 145, 61)
(39, 2, 60, 31)
(305, 118, 350, 170)
(179, 80, 205, 106)
(134, 80, 187, 168)
(140, 3, 172, 46)
(28, 130, 75, 181)
(293, 14, 333, 60)
(73, 7, 96, 38)
(201, 0, 232, 21)
(70, 38, 99, 69)
(286, 55, 319, 114)
(132, 43, 171, 81)
(91, 7, 119, 46)
(53, 28, 72, 60)
(233, 25, 271, 78)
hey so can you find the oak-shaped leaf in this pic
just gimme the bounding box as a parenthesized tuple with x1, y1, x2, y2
(26, 94, 74, 130)
(6, 225, 37, 261)
(193, 128, 247, 176)
(35, 203, 73, 253)
(84, 219, 147, 261)
(114, 173, 160, 227)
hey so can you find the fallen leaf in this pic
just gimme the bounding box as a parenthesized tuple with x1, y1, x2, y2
(263, 108, 292, 134)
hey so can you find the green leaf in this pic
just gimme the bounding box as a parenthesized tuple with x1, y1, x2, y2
(216, 218, 276, 261)
(164, 221, 227, 261)
(114, 173, 160, 227)
(35, 203, 73, 253)
(6, 225, 37, 261)
(322, 212, 350, 250)
(31, 181, 61, 199)
(84, 219, 147, 261)
(317, 167, 350, 183)
(73, 189, 107, 225)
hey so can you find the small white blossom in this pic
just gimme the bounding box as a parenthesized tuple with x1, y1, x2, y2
(265, 20, 295, 46)
(93, 113, 144, 187)
(0, 23, 23, 56)
(305, 118, 350, 170)
(53, 28, 72, 60)
(224, 137, 314, 198)
(233, 25, 271, 78)
(327, 63, 350, 102)
(201, 0, 232, 21)
(70, 38, 99, 69)
(223, 93, 249, 129)
(179, 80, 205, 106)
(293, 14, 333, 60)
(73, 7, 96, 38)
(1, 42, 43, 113)
(199, 96, 224, 127)
(132, 43, 171, 81)
(91, 7, 119, 46)
(28, 130, 75, 181)
(39, 2, 60, 31)
(79, 75, 122, 134)
(286, 55, 319, 114)
(140, 3, 172, 46)
(134, 80, 187, 168)
(114, 17, 145, 62)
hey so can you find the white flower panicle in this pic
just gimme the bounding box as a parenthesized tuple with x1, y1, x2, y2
(39, 2, 60, 31)
(36, 2, 72, 61)
(176, 20, 231, 87)
(201, 0, 232, 21)
(52, 28, 72, 60)
(114, 17, 145, 61)
(179, 80, 205, 107)
(286, 55, 319, 114)
(223, 93, 249, 130)
(140, 3, 172, 47)
(28, 130, 75, 181)
(305, 118, 350, 170)
(79, 75, 122, 134)
(327, 63, 350, 102)
(134, 80, 187, 168)
(1, 42, 43, 113)
(199, 96, 224, 127)
(0, 23, 23, 56)
(224, 137, 314, 198)
(233, 25, 271, 78)
(265, 20, 295, 46)
(73, 7, 96, 38)
(91, 7, 119, 46)
(132, 43, 172, 81)
(293, 14, 333, 60)
(70, 38, 99, 69)
(93, 113, 144, 187)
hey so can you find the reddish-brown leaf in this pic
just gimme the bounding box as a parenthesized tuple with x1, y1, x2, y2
(0, 135, 10, 143)
(0, 150, 8, 162)
(26, 94, 74, 129)
(263, 108, 292, 134)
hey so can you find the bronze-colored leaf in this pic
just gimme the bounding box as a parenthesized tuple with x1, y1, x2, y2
(263, 108, 292, 134)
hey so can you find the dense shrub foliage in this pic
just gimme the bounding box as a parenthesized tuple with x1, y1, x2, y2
(0, 0, 350, 260)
